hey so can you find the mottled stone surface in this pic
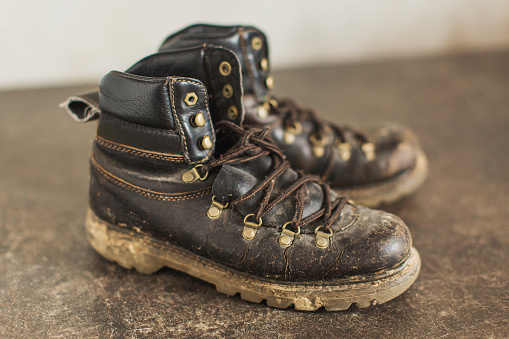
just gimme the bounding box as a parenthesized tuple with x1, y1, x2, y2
(1, 51, 508, 338)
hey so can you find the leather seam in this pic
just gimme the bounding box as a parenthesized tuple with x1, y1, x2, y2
(91, 155, 211, 201)
(168, 77, 215, 164)
(95, 136, 185, 162)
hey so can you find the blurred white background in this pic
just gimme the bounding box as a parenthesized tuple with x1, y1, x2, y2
(1, 0, 509, 89)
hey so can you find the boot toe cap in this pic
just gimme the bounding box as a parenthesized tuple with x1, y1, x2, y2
(337, 208, 413, 277)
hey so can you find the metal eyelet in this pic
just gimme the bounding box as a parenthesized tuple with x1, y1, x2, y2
(260, 58, 269, 71)
(190, 113, 206, 127)
(184, 92, 198, 106)
(362, 142, 376, 161)
(279, 222, 300, 247)
(257, 105, 268, 119)
(265, 76, 274, 89)
(283, 121, 302, 145)
(314, 226, 333, 249)
(242, 214, 263, 240)
(227, 106, 239, 120)
(309, 133, 329, 158)
(207, 196, 229, 219)
(222, 84, 233, 98)
(182, 164, 209, 183)
(335, 139, 352, 161)
(252, 37, 263, 50)
(219, 61, 231, 76)
(199, 136, 213, 150)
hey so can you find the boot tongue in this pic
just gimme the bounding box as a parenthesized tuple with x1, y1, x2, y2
(125, 46, 244, 126)
(212, 153, 324, 227)
(159, 25, 272, 108)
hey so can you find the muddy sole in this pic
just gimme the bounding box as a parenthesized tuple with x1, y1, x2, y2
(336, 151, 429, 208)
(85, 209, 421, 311)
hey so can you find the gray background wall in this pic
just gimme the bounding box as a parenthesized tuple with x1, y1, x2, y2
(1, 0, 509, 89)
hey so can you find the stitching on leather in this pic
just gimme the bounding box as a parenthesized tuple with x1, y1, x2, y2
(168, 77, 214, 164)
(91, 155, 211, 201)
(95, 136, 185, 162)
(169, 77, 190, 163)
(238, 29, 256, 100)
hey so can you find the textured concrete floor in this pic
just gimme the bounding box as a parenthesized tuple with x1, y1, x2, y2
(1, 51, 508, 338)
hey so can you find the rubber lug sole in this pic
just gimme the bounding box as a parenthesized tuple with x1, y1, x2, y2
(85, 209, 421, 311)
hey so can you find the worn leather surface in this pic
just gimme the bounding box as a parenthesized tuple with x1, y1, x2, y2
(90, 134, 412, 281)
(159, 24, 424, 188)
(90, 68, 412, 281)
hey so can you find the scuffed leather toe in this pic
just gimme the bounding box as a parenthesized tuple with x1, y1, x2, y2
(369, 123, 421, 181)
(334, 207, 413, 277)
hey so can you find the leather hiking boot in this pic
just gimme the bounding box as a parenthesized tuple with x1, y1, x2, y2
(64, 46, 420, 311)
(157, 24, 429, 207)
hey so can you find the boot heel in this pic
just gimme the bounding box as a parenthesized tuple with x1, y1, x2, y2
(85, 209, 166, 274)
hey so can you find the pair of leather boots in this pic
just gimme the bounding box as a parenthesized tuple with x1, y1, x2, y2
(64, 24, 428, 311)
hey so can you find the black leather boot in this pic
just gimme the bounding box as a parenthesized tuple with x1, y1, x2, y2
(66, 46, 420, 311)
(157, 24, 429, 207)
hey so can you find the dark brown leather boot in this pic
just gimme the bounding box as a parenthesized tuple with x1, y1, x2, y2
(66, 46, 420, 311)
(158, 24, 429, 207)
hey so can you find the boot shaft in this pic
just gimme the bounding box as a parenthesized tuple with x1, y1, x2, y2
(159, 24, 272, 120)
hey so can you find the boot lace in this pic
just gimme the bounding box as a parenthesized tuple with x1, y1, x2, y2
(202, 121, 349, 233)
(264, 97, 375, 180)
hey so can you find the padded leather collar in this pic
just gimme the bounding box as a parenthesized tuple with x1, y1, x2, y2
(99, 71, 215, 164)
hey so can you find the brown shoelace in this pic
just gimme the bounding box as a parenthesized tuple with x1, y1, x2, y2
(202, 121, 349, 233)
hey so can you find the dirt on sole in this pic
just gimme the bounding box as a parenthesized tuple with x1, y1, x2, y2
(85, 209, 421, 311)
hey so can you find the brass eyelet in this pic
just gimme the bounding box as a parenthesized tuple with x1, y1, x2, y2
(227, 105, 239, 120)
(314, 226, 333, 249)
(184, 92, 198, 106)
(257, 105, 268, 119)
(207, 196, 229, 220)
(222, 84, 233, 98)
(219, 61, 231, 76)
(252, 37, 263, 50)
(279, 222, 300, 247)
(362, 142, 376, 161)
(265, 76, 274, 89)
(199, 136, 213, 150)
(260, 58, 269, 71)
(335, 139, 352, 161)
(190, 113, 206, 127)
(242, 214, 263, 240)
(283, 121, 302, 145)
(310, 133, 329, 146)
(182, 164, 209, 183)
(310, 133, 329, 158)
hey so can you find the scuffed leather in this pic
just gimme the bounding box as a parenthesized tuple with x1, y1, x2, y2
(90, 138, 412, 281)
(88, 55, 414, 281)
